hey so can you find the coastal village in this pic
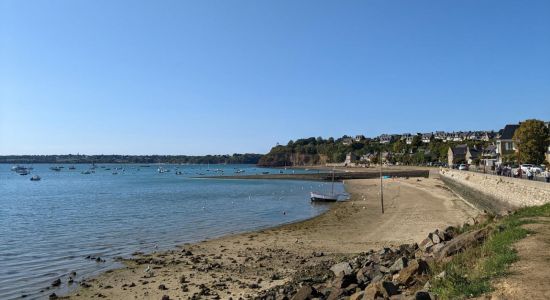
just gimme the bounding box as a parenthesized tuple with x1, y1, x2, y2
(259, 119, 550, 181)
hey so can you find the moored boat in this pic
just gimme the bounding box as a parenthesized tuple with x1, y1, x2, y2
(17, 169, 30, 176)
(310, 192, 338, 202)
(30, 175, 41, 181)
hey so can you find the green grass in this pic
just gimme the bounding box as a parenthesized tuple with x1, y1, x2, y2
(429, 203, 550, 299)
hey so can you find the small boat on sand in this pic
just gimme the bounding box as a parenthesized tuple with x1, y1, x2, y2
(310, 192, 338, 202)
(310, 170, 340, 202)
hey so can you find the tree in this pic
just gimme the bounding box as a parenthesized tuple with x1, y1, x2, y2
(513, 119, 550, 165)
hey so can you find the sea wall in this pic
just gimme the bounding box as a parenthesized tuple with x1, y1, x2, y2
(439, 169, 550, 214)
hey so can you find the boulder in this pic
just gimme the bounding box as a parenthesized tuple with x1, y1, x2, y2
(396, 260, 429, 286)
(330, 262, 353, 276)
(350, 291, 365, 300)
(442, 226, 458, 241)
(415, 291, 437, 300)
(434, 227, 491, 259)
(419, 238, 434, 252)
(430, 232, 441, 244)
(390, 257, 408, 273)
(363, 281, 399, 299)
(292, 284, 316, 300)
(327, 288, 345, 300)
(332, 273, 356, 289)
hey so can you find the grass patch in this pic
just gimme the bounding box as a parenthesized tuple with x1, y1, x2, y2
(430, 203, 550, 299)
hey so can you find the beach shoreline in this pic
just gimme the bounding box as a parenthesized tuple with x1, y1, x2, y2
(65, 176, 477, 299)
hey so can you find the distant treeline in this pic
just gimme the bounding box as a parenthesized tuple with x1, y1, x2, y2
(0, 154, 263, 164)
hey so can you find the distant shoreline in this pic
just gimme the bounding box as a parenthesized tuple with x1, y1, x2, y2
(0, 154, 264, 165)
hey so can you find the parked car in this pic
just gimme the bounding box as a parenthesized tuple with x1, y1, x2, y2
(520, 164, 543, 174)
(458, 164, 468, 170)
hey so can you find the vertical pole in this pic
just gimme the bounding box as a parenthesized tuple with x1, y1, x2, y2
(380, 151, 384, 214)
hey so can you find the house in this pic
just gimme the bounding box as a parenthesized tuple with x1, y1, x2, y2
(400, 133, 412, 141)
(342, 138, 354, 146)
(496, 124, 520, 164)
(467, 132, 480, 141)
(421, 133, 433, 143)
(466, 146, 480, 165)
(480, 131, 494, 142)
(405, 136, 414, 145)
(481, 145, 498, 167)
(448, 144, 468, 166)
(344, 152, 357, 165)
(434, 131, 446, 140)
(355, 135, 366, 142)
(379, 134, 393, 144)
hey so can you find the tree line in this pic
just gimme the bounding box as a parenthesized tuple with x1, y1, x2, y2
(0, 153, 263, 165)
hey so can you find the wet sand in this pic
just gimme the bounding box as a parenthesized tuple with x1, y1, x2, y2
(68, 176, 477, 299)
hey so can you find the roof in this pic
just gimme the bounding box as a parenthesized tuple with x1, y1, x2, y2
(499, 124, 520, 140)
(451, 144, 468, 155)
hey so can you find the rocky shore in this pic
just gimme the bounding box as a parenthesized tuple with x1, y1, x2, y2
(63, 177, 477, 299)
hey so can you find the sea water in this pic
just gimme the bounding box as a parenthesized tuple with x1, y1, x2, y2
(0, 164, 344, 299)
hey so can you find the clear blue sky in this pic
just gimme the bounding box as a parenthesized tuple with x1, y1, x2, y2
(1, 1, 549, 155)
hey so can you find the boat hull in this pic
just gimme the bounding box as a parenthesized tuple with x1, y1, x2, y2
(310, 192, 338, 202)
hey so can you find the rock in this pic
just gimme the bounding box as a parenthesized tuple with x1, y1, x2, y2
(330, 262, 353, 276)
(431, 243, 446, 254)
(291, 285, 315, 300)
(415, 291, 436, 300)
(327, 288, 345, 300)
(363, 281, 399, 299)
(430, 232, 441, 244)
(443, 226, 458, 241)
(158, 284, 168, 290)
(161, 295, 170, 300)
(51, 279, 61, 287)
(48, 293, 58, 299)
(419, 237, 434, 252)
(390, 257, 408, 273)
(379, 265, 391, 273)
(350, 291, 365, 300)
(313, 251, 324, 257)
(435, 227, 491, 259)
(396, 259, 429, 286)
(332, 273, 356, 289)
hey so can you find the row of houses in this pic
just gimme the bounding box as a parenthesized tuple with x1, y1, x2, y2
(449, 123, 550, 166)
(374, 131, 496, 145)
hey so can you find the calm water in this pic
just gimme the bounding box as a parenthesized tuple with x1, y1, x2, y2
(0, 164, 344, 299)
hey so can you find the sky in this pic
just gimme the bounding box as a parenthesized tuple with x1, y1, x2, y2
(1, 1, 549, 155)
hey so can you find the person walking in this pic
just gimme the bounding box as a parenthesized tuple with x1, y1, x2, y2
(544, 169, 550, 183)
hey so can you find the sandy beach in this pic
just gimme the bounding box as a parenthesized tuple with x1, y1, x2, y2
(68, 175, 477, 299)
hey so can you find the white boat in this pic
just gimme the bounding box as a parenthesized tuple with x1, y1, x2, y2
(17, 169, 30, 176)
(310, 170, 339, 202)
(11, 165, 27, 172)
(30, 175, 41, 181)
(310, 192, 338, 202)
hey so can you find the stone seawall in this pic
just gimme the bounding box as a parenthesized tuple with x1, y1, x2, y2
(439, 169, 550, 214)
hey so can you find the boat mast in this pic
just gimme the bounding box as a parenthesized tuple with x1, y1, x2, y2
(331, 168, 335, 195)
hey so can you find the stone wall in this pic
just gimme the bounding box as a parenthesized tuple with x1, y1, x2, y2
(439, 169, 550, 214)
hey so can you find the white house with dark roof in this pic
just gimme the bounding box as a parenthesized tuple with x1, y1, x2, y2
(496, 124, 520, 164)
